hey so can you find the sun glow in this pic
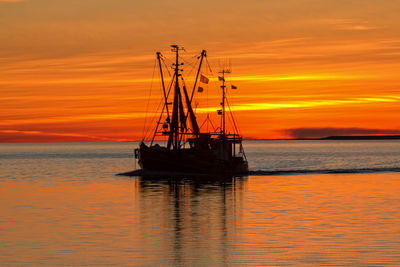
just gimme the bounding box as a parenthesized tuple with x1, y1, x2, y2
(1, 0, 400, 141)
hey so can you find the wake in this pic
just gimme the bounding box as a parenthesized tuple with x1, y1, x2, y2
(249, 167, 400, 176)
(118, 167, 400, 178)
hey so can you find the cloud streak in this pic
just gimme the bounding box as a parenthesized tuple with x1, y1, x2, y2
(320, 18, 378, 31)
(0, 0, 25, 2)
(284, 127, 400, 139)
(0, 112, 154, 126)
(1, 95, 399, 127)
(0, 129, 126, 142)
(195, 96, 399, 113)
(0, 73, 377, 86)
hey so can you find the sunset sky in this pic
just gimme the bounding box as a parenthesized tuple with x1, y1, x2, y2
(1, 0, 400, 142)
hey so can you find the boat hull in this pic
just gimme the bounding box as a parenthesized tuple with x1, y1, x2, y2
(138, 143, 248, 175)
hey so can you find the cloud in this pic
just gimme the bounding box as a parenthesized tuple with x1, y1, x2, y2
(285, 127, 400, 139)
(0, 129, 126, 142)
(343, 25, 377, 31)
(0, 73, 374, 86)
(319, 18, 378, 31)
(194, 96, 399, 113)
(0, 112, 155, 126)
(0, 0, 25, 2)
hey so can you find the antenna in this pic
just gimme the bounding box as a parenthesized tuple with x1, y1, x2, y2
(218, 67, 231, 135)
(171, 45, 185, 52)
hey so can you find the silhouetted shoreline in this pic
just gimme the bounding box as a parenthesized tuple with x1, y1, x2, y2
(318, 135, 400, 140)
(245, 135, 400, 141)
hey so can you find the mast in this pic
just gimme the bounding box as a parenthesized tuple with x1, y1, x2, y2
(156, 52, 170, 123)
(219, 68, 230, 135)
(152, 46, 204, 147)
(168, 45, 185, 150)
(190, 50, 206, 103)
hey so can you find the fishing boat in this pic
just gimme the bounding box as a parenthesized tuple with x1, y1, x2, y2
(135, 45, 248, 176)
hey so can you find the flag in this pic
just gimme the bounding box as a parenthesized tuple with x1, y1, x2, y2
(200, 74, 209, 84)
(198, 86, 204, 93)
(218, 76, 225, 81)
(231, 84, 237, 90)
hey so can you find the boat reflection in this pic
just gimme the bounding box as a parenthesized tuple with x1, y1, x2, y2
(132, 176, 248, 265)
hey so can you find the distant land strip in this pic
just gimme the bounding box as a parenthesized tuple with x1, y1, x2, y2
(320, 135, 400, 140)
(245, 135, 400, 141)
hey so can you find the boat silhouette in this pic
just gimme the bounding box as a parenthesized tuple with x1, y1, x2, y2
(135, 45, 248, 176)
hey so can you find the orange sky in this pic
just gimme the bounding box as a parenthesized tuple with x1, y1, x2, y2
(1, 0, 400, 142)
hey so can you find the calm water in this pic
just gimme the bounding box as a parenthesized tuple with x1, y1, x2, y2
(1, 141, 400, 265)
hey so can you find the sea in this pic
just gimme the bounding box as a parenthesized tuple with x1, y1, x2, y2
(1, 140, 400, 266)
